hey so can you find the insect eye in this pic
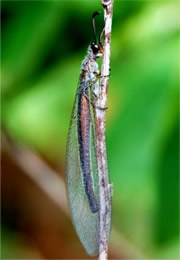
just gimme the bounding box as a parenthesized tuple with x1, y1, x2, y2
(91, 43, 99, 55)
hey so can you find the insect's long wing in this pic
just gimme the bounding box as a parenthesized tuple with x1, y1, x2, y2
(66, 86, 99, 256)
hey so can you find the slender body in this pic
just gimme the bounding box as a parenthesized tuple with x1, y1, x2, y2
(66, 12, 110, 256)
(77, 81, 99, 213)
(66, 45, 102, 256)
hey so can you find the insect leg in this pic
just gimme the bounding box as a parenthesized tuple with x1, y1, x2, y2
(83, 90, 108, 111)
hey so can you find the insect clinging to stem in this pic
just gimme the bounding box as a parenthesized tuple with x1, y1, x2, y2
(66, 11, 111, 256)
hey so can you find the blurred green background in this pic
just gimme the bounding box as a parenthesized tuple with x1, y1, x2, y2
(1, 0, 179, 259)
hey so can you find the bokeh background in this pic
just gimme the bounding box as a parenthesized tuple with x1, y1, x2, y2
(1, 0, 179, 259)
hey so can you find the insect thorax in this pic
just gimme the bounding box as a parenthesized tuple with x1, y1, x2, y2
(81, 46, 99, 83)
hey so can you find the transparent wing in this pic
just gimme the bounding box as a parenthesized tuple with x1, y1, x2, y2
(66, 89, 99, 256)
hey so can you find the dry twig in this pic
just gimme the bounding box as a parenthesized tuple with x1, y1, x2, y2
(94, 1, 114, 259)
(2, 131, 147, 259)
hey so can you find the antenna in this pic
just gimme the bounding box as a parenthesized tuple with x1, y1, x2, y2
(92, 11, 100, 43)
(99, 26, 105, 43)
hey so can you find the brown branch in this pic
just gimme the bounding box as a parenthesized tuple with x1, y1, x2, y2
(2, 131, 147, 259)
(2, 131, 68, 216)
(94, 1, 114, 259)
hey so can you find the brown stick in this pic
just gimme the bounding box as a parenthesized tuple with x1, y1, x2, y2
(2, 131, 147, 259)
(94, 1, 114, 259)
(2, 131, 68, 216)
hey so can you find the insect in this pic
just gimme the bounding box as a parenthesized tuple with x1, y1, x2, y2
(66, 11, 106, 256)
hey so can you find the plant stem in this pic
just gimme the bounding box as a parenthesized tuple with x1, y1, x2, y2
(94, 1, 114, 259)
